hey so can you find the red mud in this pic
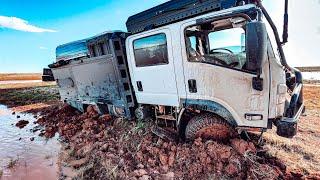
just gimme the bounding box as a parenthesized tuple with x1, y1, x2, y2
(15, 120, 29, 128)
(35, 104, 320, 179)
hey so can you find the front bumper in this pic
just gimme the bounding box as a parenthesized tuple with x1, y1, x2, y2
(276, 73, 304, 138)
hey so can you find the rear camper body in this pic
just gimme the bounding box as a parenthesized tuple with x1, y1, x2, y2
(50, 32, 135, 118)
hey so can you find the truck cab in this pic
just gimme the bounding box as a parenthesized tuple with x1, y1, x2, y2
(125, 0, 304, 139)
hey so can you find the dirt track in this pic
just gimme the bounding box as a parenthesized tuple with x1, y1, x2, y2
(0, 85, 320, 179)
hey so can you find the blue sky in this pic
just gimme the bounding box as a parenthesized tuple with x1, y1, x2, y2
(0, 0, 319, 73)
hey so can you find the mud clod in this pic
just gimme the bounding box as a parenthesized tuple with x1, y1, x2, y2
(15, 120, 29, 128)
(133, 169, 148, 177)
(231, 138, 256, 155)
(69, 158, 88, 168)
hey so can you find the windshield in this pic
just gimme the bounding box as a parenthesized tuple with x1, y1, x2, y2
(185, 17, 250, 71)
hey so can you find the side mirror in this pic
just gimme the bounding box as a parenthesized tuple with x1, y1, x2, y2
(246, 22, 268, 75)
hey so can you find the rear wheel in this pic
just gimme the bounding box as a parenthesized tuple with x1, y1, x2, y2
(185, 113, 236, 141)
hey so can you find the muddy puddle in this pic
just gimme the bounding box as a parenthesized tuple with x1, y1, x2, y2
(0, 104, 60, 180)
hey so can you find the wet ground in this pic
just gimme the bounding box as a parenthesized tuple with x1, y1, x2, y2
(302, 72, 320, 80)
(0, 104, 60, 180)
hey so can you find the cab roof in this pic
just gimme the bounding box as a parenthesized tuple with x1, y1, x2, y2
(126, 0, 257, 34)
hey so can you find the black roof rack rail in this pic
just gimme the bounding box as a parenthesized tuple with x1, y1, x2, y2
(126, 0, 256, 34)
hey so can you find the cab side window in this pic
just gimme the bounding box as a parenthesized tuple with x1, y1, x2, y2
(133, 33, 168, 67)
(185, 17, 252, 72)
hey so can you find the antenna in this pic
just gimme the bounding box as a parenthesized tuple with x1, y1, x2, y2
(282, 0, 288, 44)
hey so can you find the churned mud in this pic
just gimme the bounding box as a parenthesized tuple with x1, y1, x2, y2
(34, 104, 319, 179)
(0, 85, 320, 179)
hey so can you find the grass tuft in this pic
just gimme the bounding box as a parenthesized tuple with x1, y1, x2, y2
(7, 158, 18, 169)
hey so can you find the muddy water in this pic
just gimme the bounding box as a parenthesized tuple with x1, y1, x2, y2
(0, 104, 60, 180)
(302, 72, 320, 80)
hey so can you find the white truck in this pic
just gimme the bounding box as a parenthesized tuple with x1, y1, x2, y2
(49, 0, 304, 140)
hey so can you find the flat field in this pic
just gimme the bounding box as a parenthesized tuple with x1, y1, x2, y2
(0, 73, 55, 89)
(0, 73, 42, 81)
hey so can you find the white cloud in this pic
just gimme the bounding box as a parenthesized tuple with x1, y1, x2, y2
(39, 46, 48, 50)
(0, 15, 57, 33)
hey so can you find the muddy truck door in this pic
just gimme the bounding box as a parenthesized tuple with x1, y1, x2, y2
(181, 16, 271, 128)
(126, 28, 179, 106)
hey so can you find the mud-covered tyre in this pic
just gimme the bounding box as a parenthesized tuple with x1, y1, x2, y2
(185, 113, 236, 141)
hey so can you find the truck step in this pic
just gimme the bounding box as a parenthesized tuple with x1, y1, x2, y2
(152, 126, 178, 142)
(156, 115, 176, 121)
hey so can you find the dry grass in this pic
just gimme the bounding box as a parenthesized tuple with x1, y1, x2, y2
(0, 86, 59, 108)
(10, 103, 53, 113)
(0, 82, 56, 90)
(7, 158, 18, 169)
(264, 85, 320, 175)
(303, 85, 320, 112)
(0, 73, 41, 81)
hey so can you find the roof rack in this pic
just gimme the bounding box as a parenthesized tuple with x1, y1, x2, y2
(126, 0, 257, 34)
(55, 31, 127, 61)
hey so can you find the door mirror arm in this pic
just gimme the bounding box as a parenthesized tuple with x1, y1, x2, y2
(252, 76, 263, 91)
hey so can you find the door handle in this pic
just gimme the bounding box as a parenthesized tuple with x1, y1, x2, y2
(137, 81, 143, 92)
(188, 79, 197, 93)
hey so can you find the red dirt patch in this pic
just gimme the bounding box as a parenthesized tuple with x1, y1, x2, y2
(34, 104, 318, 179)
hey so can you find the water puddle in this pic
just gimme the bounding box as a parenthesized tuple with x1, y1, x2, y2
(302, 72, 320, 80)
(0, 104, 60, 180)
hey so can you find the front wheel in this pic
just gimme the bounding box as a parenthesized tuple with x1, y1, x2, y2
(185, 113, 236, 141)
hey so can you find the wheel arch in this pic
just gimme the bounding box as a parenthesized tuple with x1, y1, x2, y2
(178, 99, 238, 137)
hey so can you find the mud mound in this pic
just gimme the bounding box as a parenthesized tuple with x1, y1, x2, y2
(15, 120, 29, 129)
(36, 104, 310, 179)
